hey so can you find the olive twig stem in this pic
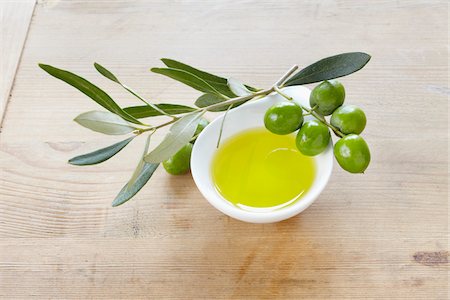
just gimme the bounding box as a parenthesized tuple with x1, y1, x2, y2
(137, 117, 179, 134)
(152, 118, 179, 130)
(273, 86, 293, 101)
(135, 127, 155, 136)
(202, 88, 273, 111)
(308, 110, 345, 138)
(274, 65, 298, 87)
(123, 84, 176, 119)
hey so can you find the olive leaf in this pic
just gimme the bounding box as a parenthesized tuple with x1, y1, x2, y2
(216, 104, 233, 148)
(112, 136, 159, 207)
(94, 63, 172, 117)
(195, 94, 224, 111)
(112, 163, 158, 206)
(195, 93, 246, 112)
(93, 62, 119, 83)
(38, 64, 143, 125)
(74, 111, 137, 135)
(284, 52, 371, 86)
(227, 77, 252, 97)
(161, 58, 259, 96)
(129, 135, 151, 185)
(69, 136, 134, 166)
(124, 104, 196, 119)
(144, 111, 203, 163)
(151, 67, 223, 96)
(161, 58, 237, 98)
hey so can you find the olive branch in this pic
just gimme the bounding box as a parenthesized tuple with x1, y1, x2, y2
(39, 52, 370, 206)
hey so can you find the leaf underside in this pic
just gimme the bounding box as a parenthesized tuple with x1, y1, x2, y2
(227, 77, 252, 97)
(144, 111, 203, 163)
(74, 111, 137, 135)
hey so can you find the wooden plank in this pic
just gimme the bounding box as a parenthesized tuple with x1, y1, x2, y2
(0, 0, 448, 299)
(0, 238, 446, 299)
(0, 0, 35, 123)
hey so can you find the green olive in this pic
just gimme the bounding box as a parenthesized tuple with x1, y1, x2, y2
(191, 118, 209, 143)
(309, 80, 345, 116)
(162, 143, 193, 175)
(330, 105, 366, 134)
(194, 117, 209, 136)
(264, 101, 303, 135)
(296, 120, 331, 156)
(333, 134, 370, 173)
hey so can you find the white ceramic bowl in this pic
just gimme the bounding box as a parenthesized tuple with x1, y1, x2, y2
(191, 86, 333, 223)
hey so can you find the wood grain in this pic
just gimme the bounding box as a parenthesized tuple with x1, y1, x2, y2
(0, 0, 448, 299)
(0, 0, 35, 123)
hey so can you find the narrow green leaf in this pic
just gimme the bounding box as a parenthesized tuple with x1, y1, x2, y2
(69, 136, 134, 166)
(246, 85, 260, 92)
(195, 94, 224, 109)
(227, 77, 252, 97)
(129, 135, 152, 185)
(161, 58, 236, 97)
(74, 111, 137, 135)
(124, 104, 196, 119)
(112, 135, 158, 207)
(284, 52, 371, 86)
(216, 104, 233, 148)
(151, 67, 223, 96)
(144, 111, 203, 163)
(112, 163, 159, 207)
(195, 93, 246, 112)
(39, 64, 143, 125)
(94, 62, 173, 117)
(94, 62, 119, 83)
(161, 58, 259, 96)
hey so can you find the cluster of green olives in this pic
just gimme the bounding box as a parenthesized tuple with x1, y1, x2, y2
(162, 118, 209, 175)
(264, 80, 370, 173)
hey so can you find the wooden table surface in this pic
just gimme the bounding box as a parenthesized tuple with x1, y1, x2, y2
(0, 1, 448, 299)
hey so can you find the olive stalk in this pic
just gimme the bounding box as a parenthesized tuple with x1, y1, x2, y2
(135, 118, 178, 134)
(273, 88, 345, 138)
(311, 111, 345, 138)
(203, 87, 273, 111)
(273, 86, 292, 101)
(274, 65, 299, 86)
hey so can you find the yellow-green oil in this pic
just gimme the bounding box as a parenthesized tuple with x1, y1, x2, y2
(211, 128, 316, 211)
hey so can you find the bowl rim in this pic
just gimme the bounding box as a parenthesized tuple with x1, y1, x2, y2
(191, 86, 333, 223)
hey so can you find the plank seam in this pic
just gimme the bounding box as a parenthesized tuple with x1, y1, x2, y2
(0, 0, 37, 129)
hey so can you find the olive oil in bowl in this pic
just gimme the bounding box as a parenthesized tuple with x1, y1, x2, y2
(211, 128, 315, 211)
